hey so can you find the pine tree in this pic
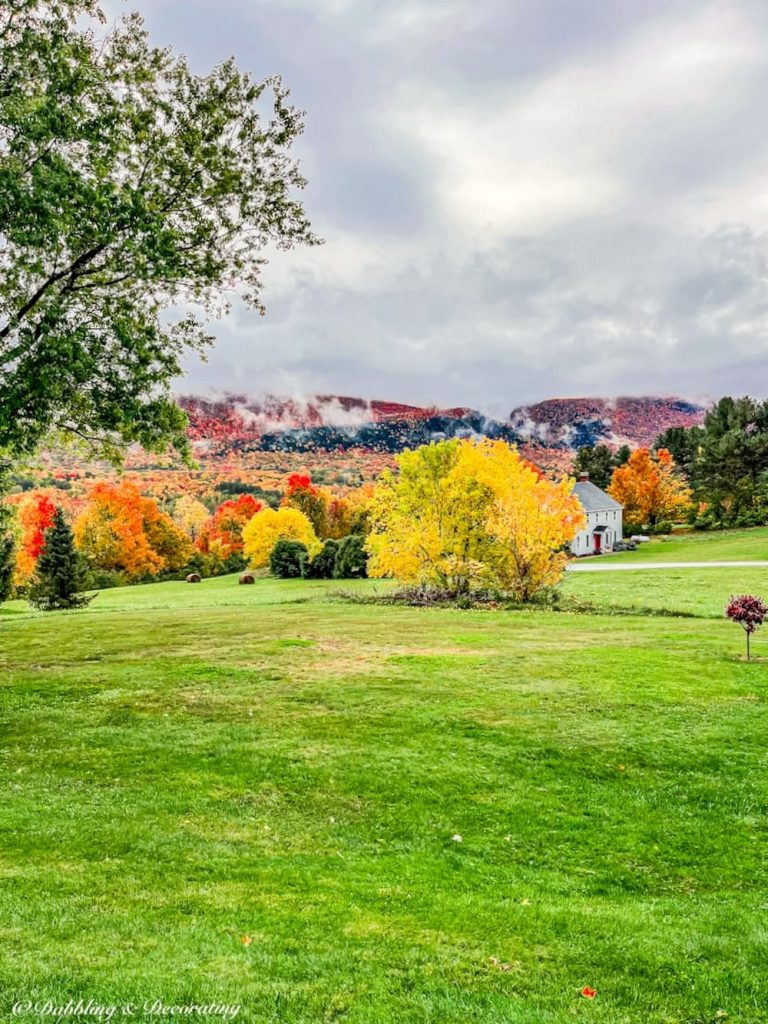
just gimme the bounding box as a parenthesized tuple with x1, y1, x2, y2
(28, 508, 93, 611)
(0, 533, 13, 603)
(0, 461, 15, 604)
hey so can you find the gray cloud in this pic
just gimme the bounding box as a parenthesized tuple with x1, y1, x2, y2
(115, 0, 768, 406)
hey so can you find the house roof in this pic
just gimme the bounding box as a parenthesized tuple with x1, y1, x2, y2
(572, 479, 624, 513)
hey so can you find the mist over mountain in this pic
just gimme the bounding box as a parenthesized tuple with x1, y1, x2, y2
(178, 392, 706, 458)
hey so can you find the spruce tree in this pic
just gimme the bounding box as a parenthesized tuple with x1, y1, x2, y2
(0, 462, 15, 604)
(0, 533, 13, 604)
(28, 508, 93, 611)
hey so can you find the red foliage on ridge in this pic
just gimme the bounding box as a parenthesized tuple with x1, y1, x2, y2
(510, 396, 705, 449)
(179, 393, 474, 444)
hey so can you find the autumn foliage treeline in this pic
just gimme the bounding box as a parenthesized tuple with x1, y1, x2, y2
(2, 434, 709, 607)
(5, 439, 598, 602)
(7, 473, 372, 593)
(573, 394, 768, 532)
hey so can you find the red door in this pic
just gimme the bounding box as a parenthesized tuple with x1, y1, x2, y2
(594, 533, 602, 554)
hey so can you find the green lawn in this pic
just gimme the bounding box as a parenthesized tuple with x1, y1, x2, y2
(2, 572, 768, 1022)
(563, 566, 768, 619)
(598, 525, 768, 563)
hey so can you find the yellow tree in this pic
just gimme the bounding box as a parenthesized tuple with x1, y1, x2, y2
(366, 440, 495, 593)
(242, 507, 320, 569)
(460, 439, 586, 600)
(608, 448, 692, 529)
(173, 496, 211, 542)
(367, 438, 585, 599)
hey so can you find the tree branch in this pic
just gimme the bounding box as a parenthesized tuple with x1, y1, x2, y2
(0, 241, 109, 341)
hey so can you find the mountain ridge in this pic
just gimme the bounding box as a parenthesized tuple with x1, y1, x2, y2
(178, 392, 706, 456)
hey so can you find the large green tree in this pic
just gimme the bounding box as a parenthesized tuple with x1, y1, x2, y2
(653, 397, 768, 524)
(654, 425, 705, 481)
(0, 488, 14, 604)
(572, 444, 615, 490)
(0, 0, 318, 459)
(695, 398, 768, 520)
(572, 443, 629, 490)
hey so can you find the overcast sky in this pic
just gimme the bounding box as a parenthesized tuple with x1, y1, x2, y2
(115, 0, 768, 412)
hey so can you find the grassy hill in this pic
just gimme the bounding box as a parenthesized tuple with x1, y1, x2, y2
(2, 557, 768, 1022)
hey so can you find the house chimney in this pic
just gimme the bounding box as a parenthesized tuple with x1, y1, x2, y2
(579, 471, 589, 482)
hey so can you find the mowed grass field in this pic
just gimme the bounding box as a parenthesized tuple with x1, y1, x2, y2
(593, 525, 768, 563)
(2, 535, 768, 1022)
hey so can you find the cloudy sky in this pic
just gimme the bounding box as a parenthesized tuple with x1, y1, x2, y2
(116, 0, 768, 412)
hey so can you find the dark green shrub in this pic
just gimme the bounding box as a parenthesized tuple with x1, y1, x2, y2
(307, 539, 339, 579)
(178, 551, 211, 580)
(223, 551, 247, 574)
(86, 568, 124, 590)
(693, 512, 717, 531)
(733, 509, 768, 528)
(270, 539, 308, 578)
(334, 535, 368, 579)
(176, 549, 246, 581)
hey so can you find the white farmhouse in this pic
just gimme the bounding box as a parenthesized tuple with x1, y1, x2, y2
(570, 472, 624, 556)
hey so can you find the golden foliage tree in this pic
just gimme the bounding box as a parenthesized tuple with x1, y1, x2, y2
(173, 496, 211, 542)
(140, 498, 193, 572)
(367, 439, 585, 600)
(242, 506, 320, 569)
(461, 440, 586, 600)
(608, 448, 692, 529)
(367, 440, 495, 593)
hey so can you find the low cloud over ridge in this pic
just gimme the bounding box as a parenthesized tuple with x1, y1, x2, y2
(114, 0, 768, 407)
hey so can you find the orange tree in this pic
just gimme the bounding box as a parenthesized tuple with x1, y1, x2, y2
(197, 494, 263, 557)
(140, 498, 192, 572)
(608, 447, 692, 529)
(14, 492, 58, 583)
(74, 481, 190, 578)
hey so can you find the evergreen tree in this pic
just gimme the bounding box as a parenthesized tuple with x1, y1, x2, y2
(0, 533, 13, 603)
(614, 444, 632, 467)
(0, 462, 15, 604)
(654, 426, 704, 481)
(28, 508, 93, 611)
(573, 444, 624, 490)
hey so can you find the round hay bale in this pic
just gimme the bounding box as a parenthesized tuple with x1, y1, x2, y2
(185, 573, 202, 584)
(239, 572, 256, 585)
